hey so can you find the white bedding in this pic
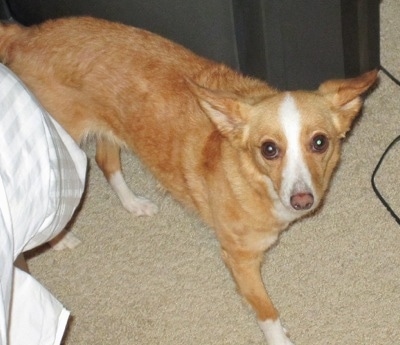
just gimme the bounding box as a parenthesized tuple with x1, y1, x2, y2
(0, 64, 87, 344)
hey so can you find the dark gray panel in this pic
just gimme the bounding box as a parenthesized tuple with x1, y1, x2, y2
(233, 0, 379, 90)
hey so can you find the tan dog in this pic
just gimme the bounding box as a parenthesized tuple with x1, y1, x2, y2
(0, 17, 377, 344)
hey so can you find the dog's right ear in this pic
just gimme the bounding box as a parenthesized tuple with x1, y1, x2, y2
(186, 79, 250, 140)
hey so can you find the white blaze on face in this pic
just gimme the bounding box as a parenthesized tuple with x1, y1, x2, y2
(278, 93, 314, 210)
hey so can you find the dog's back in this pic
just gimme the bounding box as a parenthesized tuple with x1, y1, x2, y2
(0, 17, 270, 134)
(0, 17, 208, 139)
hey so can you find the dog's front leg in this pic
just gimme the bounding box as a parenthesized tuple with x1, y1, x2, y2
(221, 248, 294, 345)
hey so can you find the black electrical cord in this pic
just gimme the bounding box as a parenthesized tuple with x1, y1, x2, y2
(380, 65, 400, 87)
(371, 134, 400, 225)
(370, 66, 400, 226)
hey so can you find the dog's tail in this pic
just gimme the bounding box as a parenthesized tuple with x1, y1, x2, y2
(0, 21, 25, 64)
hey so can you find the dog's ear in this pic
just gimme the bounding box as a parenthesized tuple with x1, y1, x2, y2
(318, 69, 378, 137)
(186, 79, 250, 139)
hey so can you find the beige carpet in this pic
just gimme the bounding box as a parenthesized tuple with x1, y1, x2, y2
(26, 1, 400, 344)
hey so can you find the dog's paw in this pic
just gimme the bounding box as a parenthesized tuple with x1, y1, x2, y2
(109, 171, 159, 216)
(258, 319, 295, 345)
(122, 196, 159, 216)
(50, 231, 81, 250)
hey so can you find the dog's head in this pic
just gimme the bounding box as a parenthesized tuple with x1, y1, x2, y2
(190, 70, 378, 223)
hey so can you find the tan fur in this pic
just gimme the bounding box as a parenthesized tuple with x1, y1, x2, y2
(0, 17, 377, 342)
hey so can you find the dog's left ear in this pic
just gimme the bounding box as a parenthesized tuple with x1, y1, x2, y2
(187, 79, 250, 140)
(319, 69, 378, 137)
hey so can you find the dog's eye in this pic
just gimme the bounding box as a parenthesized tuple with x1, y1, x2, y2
(311, 134, 328, 153)
(261, 141, 279, 160)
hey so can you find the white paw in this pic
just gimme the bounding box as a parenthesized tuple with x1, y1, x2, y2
(122, 195, 159, 216)
(109, 171, 158, 216)
(258, 318, 295, 345)
(50, 231, 81, 250)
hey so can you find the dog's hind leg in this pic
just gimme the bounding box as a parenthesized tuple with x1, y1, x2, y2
(221, 248, 294, 345)
(95, 137, 159, 216)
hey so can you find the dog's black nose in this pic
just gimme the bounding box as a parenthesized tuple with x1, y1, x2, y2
(290, 193, 314, 210)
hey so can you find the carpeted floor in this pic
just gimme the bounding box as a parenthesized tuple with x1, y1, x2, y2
(26, 1, 400, 344)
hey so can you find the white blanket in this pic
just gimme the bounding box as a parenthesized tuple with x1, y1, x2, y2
(0, 64, 87, 344)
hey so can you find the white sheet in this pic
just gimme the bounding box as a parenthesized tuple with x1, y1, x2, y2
(0, 64, 87, 344)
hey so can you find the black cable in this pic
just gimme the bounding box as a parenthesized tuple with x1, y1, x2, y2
(380, 65, 400, 87)
(371, 134, 400, 225)
(370, 65, 400, 225)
